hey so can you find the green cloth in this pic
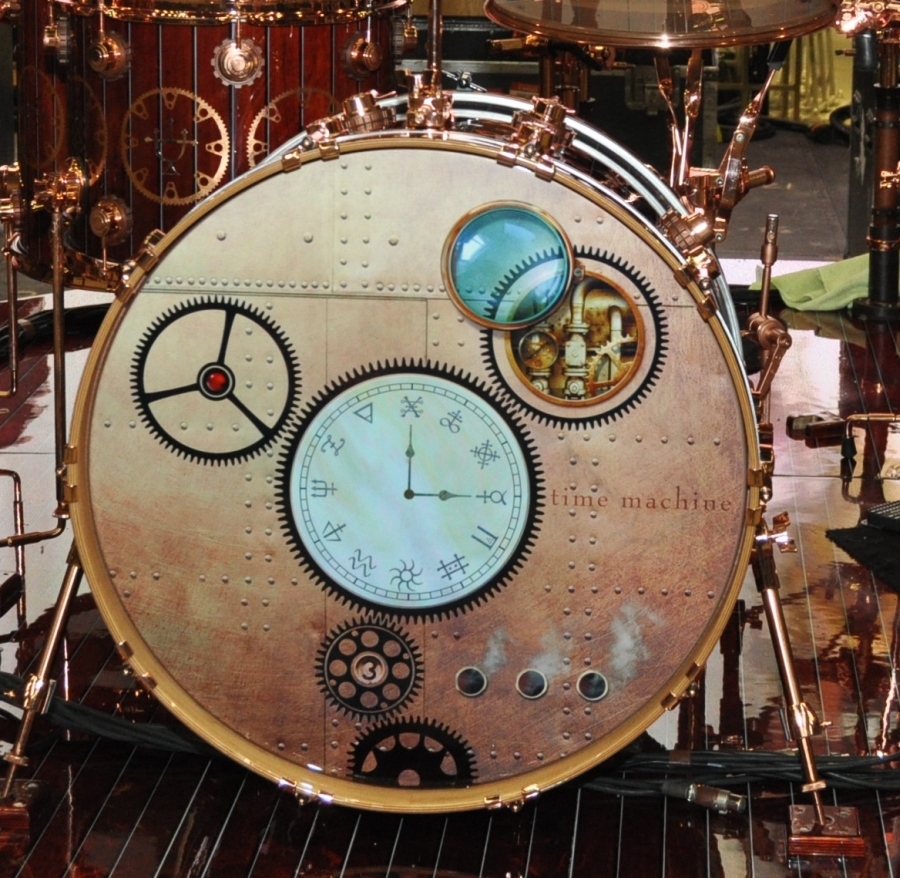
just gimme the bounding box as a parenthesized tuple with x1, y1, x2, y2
(767, 254, 869, 311)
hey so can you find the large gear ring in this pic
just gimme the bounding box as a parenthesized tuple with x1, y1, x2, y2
(131, 297, 300, 464)
(349, 718, 476, 788)
(316, 618, 423, 719)
(120, 87, 229, 206)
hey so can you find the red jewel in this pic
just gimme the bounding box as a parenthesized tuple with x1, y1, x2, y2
(205, 369, 229, 393)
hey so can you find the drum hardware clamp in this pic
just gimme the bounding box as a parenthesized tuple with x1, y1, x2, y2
(404, 69, 453, 130)
(403, 0, 452, 130)
(674, 42, 789, 244)
(282, 92, 398, 167)
(491, 97, 578, 182)
(744, 215, 793, 418)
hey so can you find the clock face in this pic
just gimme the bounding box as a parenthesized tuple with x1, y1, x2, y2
(282, 368, 535, 615)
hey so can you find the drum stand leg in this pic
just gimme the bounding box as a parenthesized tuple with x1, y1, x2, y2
(752, 522, 866, 857)
(744, 218, 865, 856)
(0, 543, 83, 838)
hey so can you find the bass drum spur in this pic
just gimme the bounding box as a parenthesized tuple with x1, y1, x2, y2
(69, 95, 762, 812)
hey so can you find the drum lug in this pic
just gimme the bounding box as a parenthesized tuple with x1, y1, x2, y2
(342, 32, 384, 81)
(285, 781, 335, 806)
(212, 38, 264, 89)
(88, 31, 132, 82)
(43, 14, 72, 64)
(695, 293, 718, 323)
(497, 145, 557, 182)
(89, 196, 133, 247)
(483, 784, 540, 811)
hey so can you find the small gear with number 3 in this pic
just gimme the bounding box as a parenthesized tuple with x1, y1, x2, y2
(316, 618, 423, 719)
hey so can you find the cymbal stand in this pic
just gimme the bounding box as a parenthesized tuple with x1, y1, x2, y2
(838, 1, 900, 318)
(1, 164, 23, 401)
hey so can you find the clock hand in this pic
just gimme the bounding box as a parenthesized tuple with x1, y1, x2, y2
(404, 425, 415, 499)
(412, 490, 473, 500)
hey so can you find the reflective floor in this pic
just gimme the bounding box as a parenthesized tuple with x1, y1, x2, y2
(1, 287, 900, 876)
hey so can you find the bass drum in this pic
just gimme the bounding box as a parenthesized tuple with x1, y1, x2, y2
(70, 98, 761, 812)
(13, 0, 396, 288)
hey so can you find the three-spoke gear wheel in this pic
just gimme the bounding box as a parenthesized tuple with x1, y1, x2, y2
(317, 619, 423, 720)
(131, 297, 300, 464)
(349, 718, 476, 788)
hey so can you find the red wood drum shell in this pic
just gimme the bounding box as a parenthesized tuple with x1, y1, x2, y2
(14, 0, 395, 287)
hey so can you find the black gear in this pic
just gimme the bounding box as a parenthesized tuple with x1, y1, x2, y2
(349, 717, 476, 787)
(131, 296, 300, 464)
(316, 618, 423, 720)
(486, 247, 567, 324)
(480, 248, 668, 429)
(276, 360, 543, 622)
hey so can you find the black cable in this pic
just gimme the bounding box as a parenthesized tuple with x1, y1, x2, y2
(6, 665, 900, 799)
(0, 304, 109, 362)
(0, 671, 218, 758)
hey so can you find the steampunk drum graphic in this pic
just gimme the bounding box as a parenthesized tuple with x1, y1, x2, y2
(68, 96, 761, 811)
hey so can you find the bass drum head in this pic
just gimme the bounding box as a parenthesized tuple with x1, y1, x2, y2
(71, 131, 760, 812)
